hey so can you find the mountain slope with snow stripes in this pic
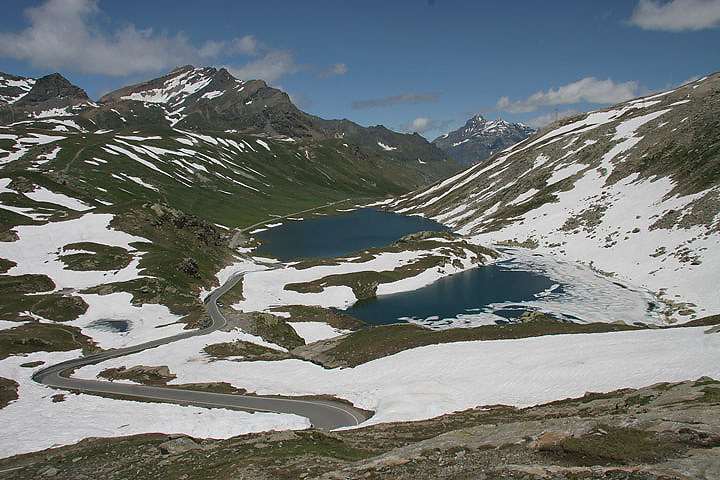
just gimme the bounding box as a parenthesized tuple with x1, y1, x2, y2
(390, 73, 720, 321)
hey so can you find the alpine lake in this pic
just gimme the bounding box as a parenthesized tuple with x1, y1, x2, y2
(253, 209, 570, 327)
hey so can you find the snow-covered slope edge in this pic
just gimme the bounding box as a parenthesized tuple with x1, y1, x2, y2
(389, 73, 720, 321)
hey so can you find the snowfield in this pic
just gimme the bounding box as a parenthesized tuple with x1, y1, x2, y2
(466, 180, 720, 320)
(70, 293, 187, 350)
(22, 186, 92, 211)
(0, 209, 199, 349)
(286, 321, 350, 343)
(0, 350, 309, 458)
(0, 213, 149, 291)
(72, 324, 720, 429)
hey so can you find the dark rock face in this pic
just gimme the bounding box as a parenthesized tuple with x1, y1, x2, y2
(0, 72, 90, 124)
(20, 73, 89, 106)
(433, 115, 535, 166)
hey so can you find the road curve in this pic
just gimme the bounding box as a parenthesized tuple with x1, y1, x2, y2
(33, 272, 369, 430)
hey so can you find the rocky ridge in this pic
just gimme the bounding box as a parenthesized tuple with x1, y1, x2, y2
(97, 65, 317, 138)
(0, 66, 456, 174)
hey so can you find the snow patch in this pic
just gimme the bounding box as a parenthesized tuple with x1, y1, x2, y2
(0, 213, 150, 291)
(287, 322, 349, 343)
(24, 187, 92, 211)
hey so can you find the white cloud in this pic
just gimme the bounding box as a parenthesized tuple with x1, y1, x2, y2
(224, 34, 303, 83)
(288, 92, 311, 109)
(400, 116, 453, 135)
(408, 117, 433, 133)
(197, 40, 226, 58)
(400, 116, 449, 134)
(319, 62, 349, 78)
(0, 0, 223, 76)
(629, 0, 720, 31)
(226, 50, 303, 83)
(230, 35, 266, 56)
(0, 0, 305, 84)
(494, 77, 641, 113)
(525, 109, 579, 129)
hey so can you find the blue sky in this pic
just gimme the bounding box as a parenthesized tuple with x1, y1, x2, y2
(1, 0, 719, 140)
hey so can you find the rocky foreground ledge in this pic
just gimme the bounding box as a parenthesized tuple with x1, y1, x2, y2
(1, 378, 718, 479)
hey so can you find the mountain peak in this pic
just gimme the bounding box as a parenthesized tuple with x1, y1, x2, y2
(23, 73, 90, 104)
(0, 71, 90, 123)
(434, 115, 536, 166)
(462, 114, 486, 129)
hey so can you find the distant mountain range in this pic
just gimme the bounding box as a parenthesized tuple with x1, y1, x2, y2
(433, 115, 535, 166)
(391, 72, 720, 321)
(0, 66, 455, 183)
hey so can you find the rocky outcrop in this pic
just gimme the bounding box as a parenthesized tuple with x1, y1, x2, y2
(150, 203, 224, 247)
(0, 377, 19, 409)
(158, 437, 201, 455)
(176, 258, 200, 278)
(19, 73, 89, 107)
(98, 365, 177, 385)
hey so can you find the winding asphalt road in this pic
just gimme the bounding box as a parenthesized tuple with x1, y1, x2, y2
(32, 272, 368, 430)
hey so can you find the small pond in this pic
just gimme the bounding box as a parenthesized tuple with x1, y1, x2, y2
(90, 319, 130, 332)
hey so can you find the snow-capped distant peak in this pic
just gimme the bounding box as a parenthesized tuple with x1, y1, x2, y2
(433, 115, 536, 166)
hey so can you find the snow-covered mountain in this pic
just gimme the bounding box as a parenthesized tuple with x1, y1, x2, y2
(96, 65, 318, 137)
(390, 73, 720, 321)
(0, 66, 455, 179)
(433, 115, 535, 166)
